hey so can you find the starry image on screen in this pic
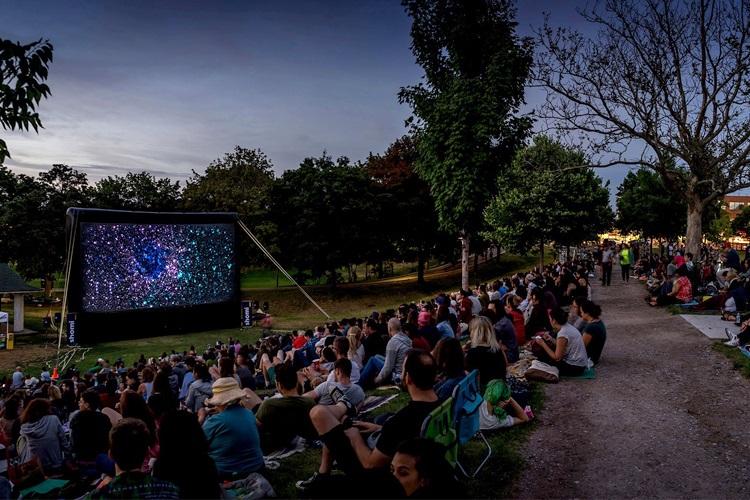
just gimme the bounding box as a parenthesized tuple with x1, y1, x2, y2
(79, 223, 236, 312)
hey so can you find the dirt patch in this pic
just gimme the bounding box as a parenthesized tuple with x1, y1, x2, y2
(514, 268, 750, 498)
(0, 344, 59, 375)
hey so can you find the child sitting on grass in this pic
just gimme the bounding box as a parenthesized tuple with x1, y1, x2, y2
(479, 379, 532, 431)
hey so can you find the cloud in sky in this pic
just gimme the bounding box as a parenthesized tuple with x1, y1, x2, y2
(3, 0, 637, 197)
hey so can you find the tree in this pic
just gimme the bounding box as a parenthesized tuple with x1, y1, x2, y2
(0, 165, 91, 291)
(182, 147, 276, 266)
(399, 0, 533, 290)
(1, 38, 54, 162)
(483, 136, 613, 268)
(364, 135, 450, 284)
(92, 171, 181, 211)
(731, 206, 750, 235)
(271, 154, 382, 287)
(616, 169, 687, 240)
(536, 0, 750, 258)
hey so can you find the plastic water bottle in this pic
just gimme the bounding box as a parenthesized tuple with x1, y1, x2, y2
(736, 312, 742, 326)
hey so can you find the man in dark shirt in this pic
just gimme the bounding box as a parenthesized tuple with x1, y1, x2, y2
(235, 353, 256, 390)
(361, 319, 386, 364)
(70, 389, 111, 463)
(298, 349, 439, 493)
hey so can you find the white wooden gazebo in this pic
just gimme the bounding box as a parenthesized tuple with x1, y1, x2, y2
(0, 263, 39, 332)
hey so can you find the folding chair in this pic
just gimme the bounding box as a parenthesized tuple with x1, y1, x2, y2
(451, 369, 491, 477)
(420, 397, 458, 467)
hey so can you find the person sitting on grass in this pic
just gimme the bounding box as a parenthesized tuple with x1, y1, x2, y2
(479, 378, 531, 431)
(358, 317, 412, 389)
(19, 399, 67, 476)
(199, 377, 264, 480)
(70, 389, 112, 467)
(185, 363, 213, 413)
(465, 316, 507, 387)
(153, 411, 222, 499)
(649, 265, 693, 307)
(391, 438, 462, 498)
(297, 350, 440, 496)
(432, 337, 466, 400)
(533, 307, 589, 376)
(580, 300, 607, 365)
(325, 337, 360, 384)
(255, 362, 316, 452)
(88, 418, 179, 499)
(304, 358, 365, 408)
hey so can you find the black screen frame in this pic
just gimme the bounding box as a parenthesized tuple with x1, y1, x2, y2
(65, 208, 240, 344)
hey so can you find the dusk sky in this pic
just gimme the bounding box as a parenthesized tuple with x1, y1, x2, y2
(3, 1, 631, 193)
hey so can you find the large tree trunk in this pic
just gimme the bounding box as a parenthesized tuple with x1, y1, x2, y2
(685, 201, 703, 259)
(417, 246, 426, 285)
(460, 231, 470, 291)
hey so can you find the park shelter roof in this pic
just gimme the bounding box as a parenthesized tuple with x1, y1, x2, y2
(0, 263, 39, 294)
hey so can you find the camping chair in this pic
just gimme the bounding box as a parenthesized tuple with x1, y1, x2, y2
(420, 397, 457, 467)
(451, 369, 491, 478)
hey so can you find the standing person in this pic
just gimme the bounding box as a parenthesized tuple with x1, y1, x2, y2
(619, 243, 632, 282)
(601, 244, 613, 286)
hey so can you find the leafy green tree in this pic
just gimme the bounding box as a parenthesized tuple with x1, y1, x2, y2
(484, 136, 613, 268)
(92, 171, 181, 211)
(182, 146, 276, 266)
(0, 165, 91, 291)
(399, 0, 532, 290)
(272, 154, 382, 287)
(1, 38, 54, 162)
(616, 169, 686, 240)
(731, 206, 750, 236)
(365, 135, 451, 284)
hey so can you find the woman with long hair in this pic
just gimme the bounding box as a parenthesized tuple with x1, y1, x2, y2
(465, 316, 507, 387)
(153, 411, 221, 498)
(432, 337, 466, 400)
(346, 326, 364, 367)
(19, 399, 66, 474)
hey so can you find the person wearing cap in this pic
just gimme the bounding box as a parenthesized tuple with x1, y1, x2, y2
(198, 377, 264, 479)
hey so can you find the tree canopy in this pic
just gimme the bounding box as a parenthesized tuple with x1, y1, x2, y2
(0, 38, 53, 162)
(182, 146, 277, 266)
(271, 154, 381, 287)
(91, 171, 181, 211)
(484, 136, 613, 267)
(536, 0, 750, 257)
(616, 169, 687, 240)
(399, 0, 532, 289)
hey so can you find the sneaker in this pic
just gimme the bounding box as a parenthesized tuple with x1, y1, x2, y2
(296, 472, 328, 490)
(726, 328, 734, 340)
(724, 336, 740, 347)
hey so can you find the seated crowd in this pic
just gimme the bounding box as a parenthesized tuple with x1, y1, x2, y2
(0, 260, 607, 498)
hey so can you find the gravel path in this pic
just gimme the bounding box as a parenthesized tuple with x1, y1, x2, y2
(513, 267, 750, 498)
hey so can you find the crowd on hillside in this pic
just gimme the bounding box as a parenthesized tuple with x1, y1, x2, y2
(0, 260, 608, 499)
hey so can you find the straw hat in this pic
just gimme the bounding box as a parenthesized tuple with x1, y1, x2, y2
(206, 377, 245, 407)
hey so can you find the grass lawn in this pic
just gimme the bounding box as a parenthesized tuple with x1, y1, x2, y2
(713, 342, 750, 378)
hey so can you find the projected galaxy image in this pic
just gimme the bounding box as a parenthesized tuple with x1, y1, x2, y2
(80, 223, 236, 312)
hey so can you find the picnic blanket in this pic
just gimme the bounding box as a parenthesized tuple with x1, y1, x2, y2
(359, 393, 399, 414)
(679, 314, 731, 339)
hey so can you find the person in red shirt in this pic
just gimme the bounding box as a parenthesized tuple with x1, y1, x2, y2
(504, 295, 526, 346)
(403, 323, 431, 351)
